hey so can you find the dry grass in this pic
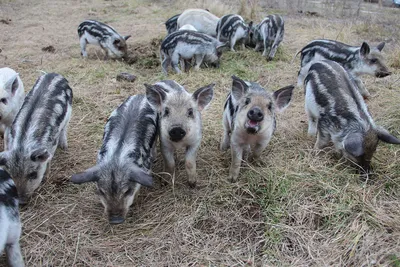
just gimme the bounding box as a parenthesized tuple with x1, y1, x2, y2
(0, 0, 400, 266)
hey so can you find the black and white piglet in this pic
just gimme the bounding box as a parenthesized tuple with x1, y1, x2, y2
(254, 15, 285, 60)
(78, 20, 131, 59)
(297, 39, 391, 98)
(160, 30, 227, 74)
(0, 73, 73, 204)
(0, 168, 24, 267)
(71, 94, 158, 224)
(221, 76, 294, 182)
(304, 60, 400, 175)
(216, 14, 253, 51)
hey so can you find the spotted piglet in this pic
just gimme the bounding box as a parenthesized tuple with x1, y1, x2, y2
(221, 76, 294, 182)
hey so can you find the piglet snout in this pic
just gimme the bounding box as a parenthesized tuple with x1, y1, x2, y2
(109, 215, 125, 225)
(247, 107, 264, 122)
(169, 126, 186, 142)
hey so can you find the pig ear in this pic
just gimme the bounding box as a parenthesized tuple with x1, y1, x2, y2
(360, 42, 370, 58)
(343, 133, 364, 157)
(0, 151, 10, 166)
(71, 165, 101, 184)
(231, 75, 249, 101)
(273, 85, 295, 112)
(5, 73, 19, 96)
(192, 83, 215, 111)
(129, 169, 153, 188)
(30, 148, 50, 162)
(376, 42, 385, 52)
(376, 127, 400, 144)
(123, 35, 131, 41)
(145, 83, 166, 109)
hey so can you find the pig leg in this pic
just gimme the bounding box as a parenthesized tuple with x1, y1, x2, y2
(220, 114, 231, 151)
(80, 37, 88, 57)
(307, 115, 318, 136)
(180, 58, 186, 72)
(254, 42, 261, 52)
(161, 142, 175, 178)
(268, 31, 283, 60)
(6, 241, 24, 267)
(230, 35, 237, 52)
(58, 126, 68, 150)
(44, 161, 51, 181)
(262, 36, 269, 57)
(353, 77, 370, 99)
(315, 127, 330, 149)
(185, 145, 198, 188)
(229, 144, 244, 182)
(171, 53, 182, 74)
(4, 126, 10, 151)
(162, 56, 171, 75)
(194, 54, 205, 71)
(151, 142, 158, 163)
(253, 137, 272, 160)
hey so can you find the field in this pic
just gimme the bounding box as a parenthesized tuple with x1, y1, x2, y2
(1, 0, 400, 266)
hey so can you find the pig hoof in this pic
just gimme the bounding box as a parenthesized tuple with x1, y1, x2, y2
(188, 181, 197, 188)
(229, 176, 238, 183)
(220, 143, 229, 151)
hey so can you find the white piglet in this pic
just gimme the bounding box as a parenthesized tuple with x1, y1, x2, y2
(177, 9, 220, 37)
(0, 68, 25, 148)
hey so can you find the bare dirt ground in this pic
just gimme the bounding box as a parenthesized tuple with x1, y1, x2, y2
(0, 0, 400, 266)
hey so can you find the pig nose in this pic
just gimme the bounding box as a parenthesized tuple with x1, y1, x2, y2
(109, 216, 125, 224)
(169, 127, 186, 142)
(247, 107, 264, 121)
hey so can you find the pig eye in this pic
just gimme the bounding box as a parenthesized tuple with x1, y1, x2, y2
(267, 103, 272, 110)
(124, 188, 133, 196)
(187, 108, 194, 118)
(370, 58, 378, 64)
(164, 107, 170, 117)
(244, 98, 251, 105)
(0, 98, 7, 105)
(27, 172, 38, 180)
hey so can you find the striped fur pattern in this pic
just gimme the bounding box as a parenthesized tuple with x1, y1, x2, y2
(254, 15, 285, 60)
(221, 76, 294, 182)
(0, 168, 24, 267)
(0, 73, 73, 204)
(77, 20, 131, 59)
(297, 39, 391, 98)
(160, 30, 227, 74)
(71, 95, 158, 224)
(146, 80, 214, 188)
(216, 14, 252, 51)
(0, 68, 25, 143)
(304, 60, 400, 176)
(165, 14, 180, 34)
(177, 9, 220, 37)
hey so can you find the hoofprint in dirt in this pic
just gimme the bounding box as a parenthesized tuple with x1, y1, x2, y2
(0, 0, 399, 266)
